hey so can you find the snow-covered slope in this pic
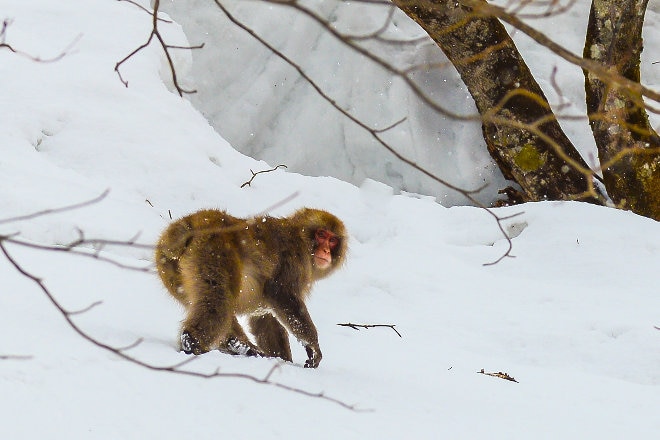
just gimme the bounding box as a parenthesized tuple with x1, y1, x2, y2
(159, 0, 660, 207)
(159, 0, 505, 206)
(1, 1, 659, 439)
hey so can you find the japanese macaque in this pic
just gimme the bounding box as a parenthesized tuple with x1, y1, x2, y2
(155, 207, 346, 368)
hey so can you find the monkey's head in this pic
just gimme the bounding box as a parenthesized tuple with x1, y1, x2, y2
(292, 208, 347, 276)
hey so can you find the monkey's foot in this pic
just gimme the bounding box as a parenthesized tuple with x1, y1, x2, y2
(180, 331, 202, 355)
(226, 337, 265, 358)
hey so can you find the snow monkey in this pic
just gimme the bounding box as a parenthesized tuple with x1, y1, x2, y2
(155, 207, 347, 368)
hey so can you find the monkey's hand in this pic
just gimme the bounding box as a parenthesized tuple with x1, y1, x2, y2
(304, 344, 322, 368)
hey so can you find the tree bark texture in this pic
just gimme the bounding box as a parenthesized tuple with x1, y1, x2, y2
(393, 0, 606, 204)
(584, 0, 660, 220)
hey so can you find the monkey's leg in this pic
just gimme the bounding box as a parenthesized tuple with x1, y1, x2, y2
(179, 281, 235, 355)
(267, 294, 321, 368)
(177, 239, 247, 354)
(218, 317, 266, 358)
(248, 314, 292, 362)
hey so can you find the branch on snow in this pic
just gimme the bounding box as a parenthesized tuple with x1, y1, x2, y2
(241, 164, 288, 188)
(337, 322, 402, 338)
(478, 368, 519, 383)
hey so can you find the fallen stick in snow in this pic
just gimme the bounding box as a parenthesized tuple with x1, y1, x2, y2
(478, 369, 519, 383)
(337, 323, 402, 338)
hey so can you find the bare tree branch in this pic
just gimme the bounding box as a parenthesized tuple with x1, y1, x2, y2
(117, 0, 173, 23)
(0, 190, 110, 225)
(2, 235, 153, 272)
(0, 18, 81, 63)
(462, 0, 660, 109)
(504, 0, 580, 19)
(115, 0, 204, 96)
(0, 190, 156, 270)
(213, 0, 520, 265)
(248, 1, 659, 214)
(68, 300, 104, 315)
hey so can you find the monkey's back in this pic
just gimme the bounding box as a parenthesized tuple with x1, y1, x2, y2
(157, 209, 314, 308)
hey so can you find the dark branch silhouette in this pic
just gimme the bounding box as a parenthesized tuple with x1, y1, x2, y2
(337, 322, 402, 338)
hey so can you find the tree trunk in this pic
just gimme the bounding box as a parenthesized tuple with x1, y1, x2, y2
(584, 0, 660, 220)
(393, 0, 606, 204)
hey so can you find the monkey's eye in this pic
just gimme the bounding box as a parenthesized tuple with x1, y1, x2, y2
(316, 229, 338, 249)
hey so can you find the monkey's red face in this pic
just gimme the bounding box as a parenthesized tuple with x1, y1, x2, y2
(313, 229, 339, 270)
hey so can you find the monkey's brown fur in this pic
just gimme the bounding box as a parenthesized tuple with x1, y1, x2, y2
(155, 208, 346, 368)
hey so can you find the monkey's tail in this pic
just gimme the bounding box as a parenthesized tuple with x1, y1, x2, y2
(155, 219, 195, 305)
(155, 219, 194, 262)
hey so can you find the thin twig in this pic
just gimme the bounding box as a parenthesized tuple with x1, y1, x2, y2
(0, 190, 153, 271)
(115, 0, 203, 96)
(241, 164, 288, 188)
(0, 190, 110, 224)
(465, 0, 660, 105)
(337, 322, 402, 338)
(117, 0, 173, 23)
(3, 236, 153, 272)
(1, 18, 81, 63)
(263, 362, 283, 381)
(68, 300, 103, 315)
(0, 354, 33, 360)
(117, 338, 145, 352)
(478, 368, 519, 383)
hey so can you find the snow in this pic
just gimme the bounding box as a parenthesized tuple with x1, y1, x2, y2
(158, 0, 505, 206)
(1, 0, 659, 439)
(157, 0, 660, 206)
